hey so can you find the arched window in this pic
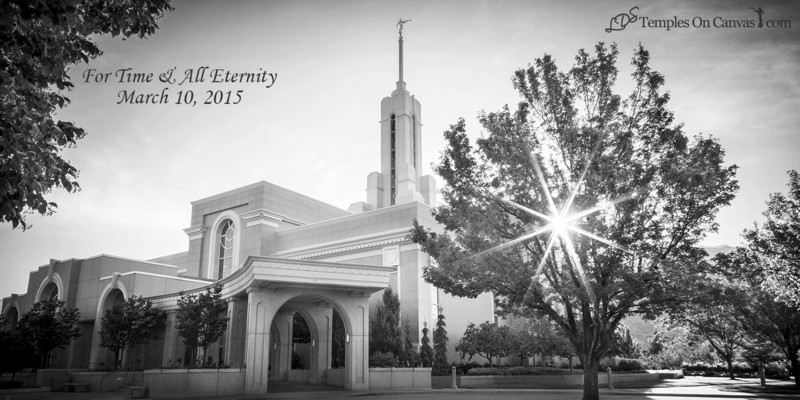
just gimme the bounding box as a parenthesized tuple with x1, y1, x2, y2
(412, 114, 417, 169)
(42, 282, 59, 301)
(217, 220, 235, 280)
(390, 114, 397, 206)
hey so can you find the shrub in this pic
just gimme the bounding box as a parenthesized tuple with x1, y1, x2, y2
(681, 364, 760, 377)
(432, 314, 450, 376)
(369, 352, 399, 368)
(454, 362, 482, 375)
(463, 366, 578, 376)
(614, 359, 645, 372)
(765, 364, 789, 379)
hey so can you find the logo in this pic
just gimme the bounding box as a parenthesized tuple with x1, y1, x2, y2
(751, 7, 764, 27)
(605, 6, 639, 32)
(605, 7, 791, 32)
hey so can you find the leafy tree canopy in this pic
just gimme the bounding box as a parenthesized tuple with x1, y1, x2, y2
(455, 321, 516, 367)
(664, 273, 749, 379)
(0, 0, 173, 229)
(714, 247, 800, 387)
(744, 170, 800, 308)
(175, 284, 228, 364)
(99, 295, 166, 366)
(410, 42, 737, 400)
(0, 315, 36, 376)
(16, 299, 80, 368)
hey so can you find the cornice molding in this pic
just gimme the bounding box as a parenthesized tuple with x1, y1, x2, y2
(183, 225, 206, 240)
(241, 208, 303, 228)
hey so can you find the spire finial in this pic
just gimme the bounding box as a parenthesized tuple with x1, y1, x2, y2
(397, 18, 411, 40)
(397, 19, 411, 85)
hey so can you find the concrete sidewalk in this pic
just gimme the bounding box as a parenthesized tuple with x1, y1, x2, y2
(41, 377, 800, 400)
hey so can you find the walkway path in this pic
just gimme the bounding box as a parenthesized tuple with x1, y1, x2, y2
(42, 376, 800, 400)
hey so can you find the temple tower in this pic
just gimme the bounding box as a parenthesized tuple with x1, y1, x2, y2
(351, 20, 436, 212)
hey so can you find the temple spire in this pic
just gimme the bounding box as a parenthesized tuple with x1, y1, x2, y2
(397, 19, 411, 86)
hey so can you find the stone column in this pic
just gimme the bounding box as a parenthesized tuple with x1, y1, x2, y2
(161, 311, 179, 367)
(272, 310, 295, 380)
(344, 293, 370, 390)
(244, 287, 275, 395)
(305, 303, 333, 384)
(225, 297, 247, 368)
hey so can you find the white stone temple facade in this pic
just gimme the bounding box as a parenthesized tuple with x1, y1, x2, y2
(1, 29, 494, 394)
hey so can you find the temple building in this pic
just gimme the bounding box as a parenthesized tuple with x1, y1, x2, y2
(1, 28, 494, 394)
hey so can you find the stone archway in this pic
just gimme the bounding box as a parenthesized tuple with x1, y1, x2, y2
(88, 279, 128, 369)
(267, 295, 344, 387)
(225, 256, 393, 395)
(245, 288, 370, 394)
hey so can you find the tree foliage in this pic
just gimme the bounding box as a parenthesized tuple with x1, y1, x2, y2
(331, 308, 346, 368)
(369, 287, 403, 357)
(420, 323, 434, 368)
(609, 325, 642, 359)
(175, 285, 228, 365)
(432, 313, 449, 376)
(0, 315, 36, 378)
(714, 247, 800, 387)
(16, 299, 80, 368)
(456, 321, 516, 367)
(645, 323, 718, 369)
(0, 0, 173, 229)
(744, 170, 800, 309)
(99, 295, 166, 368)
(410, 42, 737, 400)
(522, 317, 576, 368)
(292, 312, 311, 343)
(400, 321, 421, 367)
(664, 274, 749, 379)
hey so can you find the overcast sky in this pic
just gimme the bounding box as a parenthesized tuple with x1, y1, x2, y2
(1, 0, 798, 299)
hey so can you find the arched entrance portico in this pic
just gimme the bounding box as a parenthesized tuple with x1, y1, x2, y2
(231, 257, 393, 395)
(267, 295, 347, 386)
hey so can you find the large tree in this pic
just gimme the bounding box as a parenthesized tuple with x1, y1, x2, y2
(410, 43, 738, 400)
(432, 313, 449, 376)
(369, 287, 403, 357)
(16, 299, 81, 368)
(522, 317, 576, 370)
(665, 274, 749, 379)
(715, 247, 800, 387)
(99, 296, 166, 368)
(0, 0, 173, 229)
(420, 323, 434, 368)
(0, 315, 35, 380)
(175, 285, 228, 366)
(455, 321, 516, 367)
(744, 170, 800, 309)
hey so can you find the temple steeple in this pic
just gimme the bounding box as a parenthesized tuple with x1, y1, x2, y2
(348, 20, 437, 214)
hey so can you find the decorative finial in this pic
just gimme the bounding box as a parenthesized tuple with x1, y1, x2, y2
(397, 18, 412, 40)
(396, 19, 412, 86)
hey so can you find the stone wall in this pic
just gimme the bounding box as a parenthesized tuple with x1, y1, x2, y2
(369, 368, 431, 389)
(432, 372, 662, 389)
(142, 369, 245, 398)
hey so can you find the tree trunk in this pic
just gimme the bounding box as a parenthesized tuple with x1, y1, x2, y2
(790, 352, 800, 388)
(39, 350, 50, 369)
(582, 358, 600, 400)
(726, 356, 735, 380)
(114, 348, 123, 369)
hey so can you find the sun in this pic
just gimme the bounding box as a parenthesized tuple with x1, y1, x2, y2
(467, 147, 635, 303)
(551, 214, 570, 237)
